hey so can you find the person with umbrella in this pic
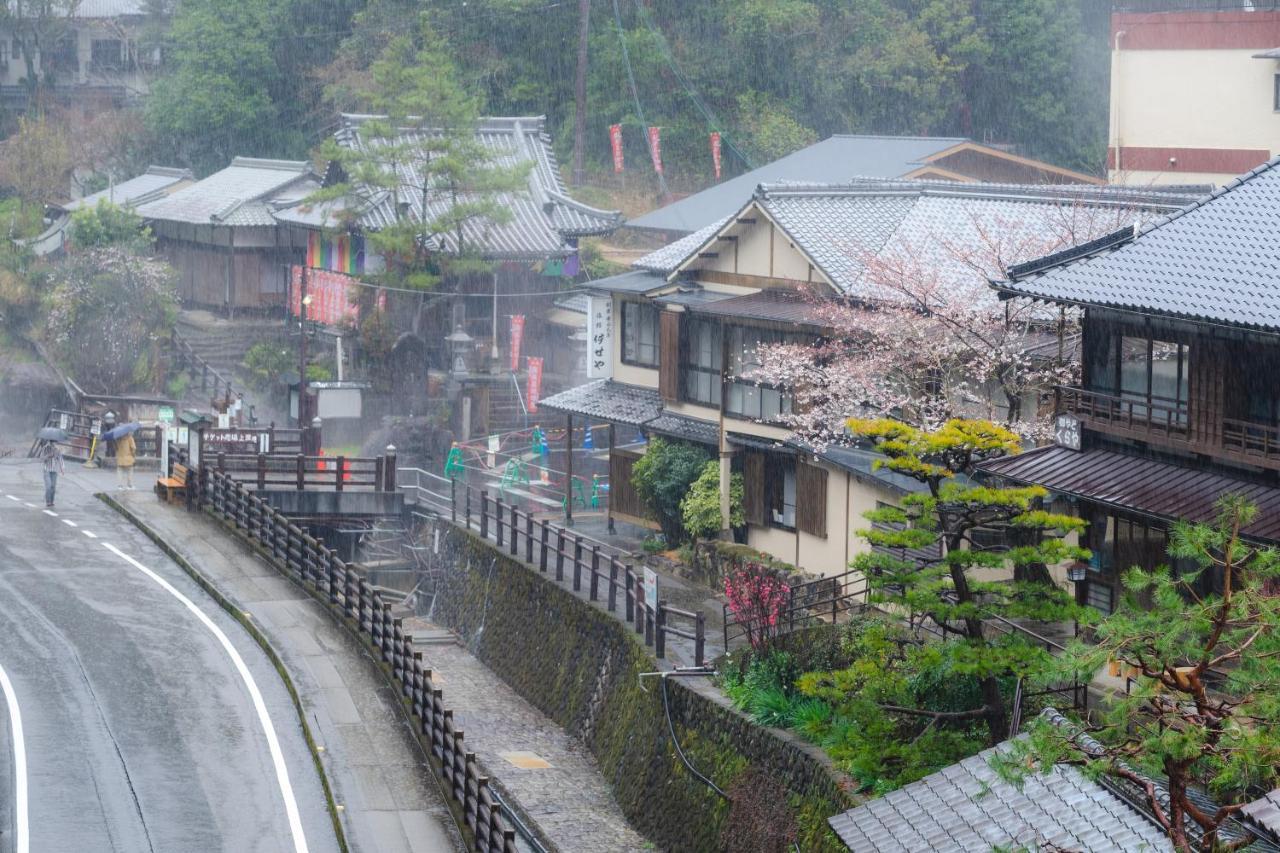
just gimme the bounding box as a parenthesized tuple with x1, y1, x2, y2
(38, 437, 65, 507)
(106, 422, 141, 490)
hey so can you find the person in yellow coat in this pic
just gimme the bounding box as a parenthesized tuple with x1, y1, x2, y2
(115, 431, 136, 490)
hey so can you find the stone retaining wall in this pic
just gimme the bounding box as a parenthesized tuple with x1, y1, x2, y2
(426, 522, 856, 851)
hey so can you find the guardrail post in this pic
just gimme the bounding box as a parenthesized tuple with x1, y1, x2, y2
(480, 491, 489, 540)
(635, 575, 645, 635)
(555, 528, 565, 581)
(525, 512, 533, 563)
(572, 535, 582, 592)
(655, 601, 667, 659)
(509, 503, 518, 557)
(296, 454, 305, 491)
(625, 566, 634, 622)
(494, 497, 504, 547)
(539, 521, 549, 572)
(589, 545, 600, 601)
(695, 611, 705, 667)
(608, 558, 618, 612)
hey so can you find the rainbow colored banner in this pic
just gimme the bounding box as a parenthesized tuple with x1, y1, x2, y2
(307, 232, 364, 274)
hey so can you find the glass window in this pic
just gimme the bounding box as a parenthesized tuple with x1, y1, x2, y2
(777, 464, 796, 528)
(620, 301, 658, 367)
(681, 318, 722, 407)
(90, 39, 122, 70)
(725, 325, 802, 421)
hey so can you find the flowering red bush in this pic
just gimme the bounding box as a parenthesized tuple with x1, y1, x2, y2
(724, 561, 791, 650)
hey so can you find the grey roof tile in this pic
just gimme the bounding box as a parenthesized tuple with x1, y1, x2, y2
(828, 738, 1174, 852)
(136, 158, 316, 226)
(536, 380, 661, 426)
(1001, 156, 1280, 331)
(61, 166, 193, 212)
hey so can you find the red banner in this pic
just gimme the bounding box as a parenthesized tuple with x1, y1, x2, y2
(609, 123, 624, 173)
(290, 266, 383, 326)
(647, 126, 663, 175)
(526, 356, 543, 414)
(710, 131, 722, 180)
(509, 314, 525, 371)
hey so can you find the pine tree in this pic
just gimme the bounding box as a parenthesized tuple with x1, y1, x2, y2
(849, 417, 1088, 742)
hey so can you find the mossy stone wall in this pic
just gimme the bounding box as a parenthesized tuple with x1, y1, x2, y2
(427, 523, 855, 852)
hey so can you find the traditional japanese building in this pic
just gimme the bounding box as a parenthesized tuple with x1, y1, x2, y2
(540, 179, 1193, 577)
(984, 156, 1280, 614)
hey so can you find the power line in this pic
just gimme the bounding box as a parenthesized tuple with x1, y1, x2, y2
(628, 0, 754, 171)
(610, 0, 670, 198)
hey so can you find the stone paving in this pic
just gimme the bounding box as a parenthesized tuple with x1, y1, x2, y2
(406, 619, 653, 853)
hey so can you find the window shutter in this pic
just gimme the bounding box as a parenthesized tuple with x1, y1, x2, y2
(796, 461, 828, 538)
(659, 310, 681, 401)
(743, 451, 766, 526)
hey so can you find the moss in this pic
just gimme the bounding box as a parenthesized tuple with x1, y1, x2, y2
(430, 525, 858, 851)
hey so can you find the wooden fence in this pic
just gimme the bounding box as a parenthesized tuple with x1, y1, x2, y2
(182, 451, 525, 852)
(30, 409, 165, 461)
(211, 450, 395, 492)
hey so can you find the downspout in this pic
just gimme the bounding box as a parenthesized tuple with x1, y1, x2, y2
(1111, 30, 1127, 176)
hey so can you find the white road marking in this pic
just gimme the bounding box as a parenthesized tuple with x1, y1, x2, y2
(0, 661, 30, 853)
(100, 542, 310, 853)
(42, 510, 57, 518)
(22, 503, 35, 509)
(62, 519, 77, 528)
(4, 494, 16, 501)
(81, 530, 97, 539)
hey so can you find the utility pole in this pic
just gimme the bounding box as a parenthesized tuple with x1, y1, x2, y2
(298, 263, 310, 426)
(571, 0, 591, 186)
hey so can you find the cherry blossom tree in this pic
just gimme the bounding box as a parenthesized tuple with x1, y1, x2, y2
(750, 201, 1142, 445)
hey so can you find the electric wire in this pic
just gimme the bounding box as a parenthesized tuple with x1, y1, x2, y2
(610, 0, 671, 198)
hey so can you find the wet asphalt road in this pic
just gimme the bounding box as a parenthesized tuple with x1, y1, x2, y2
(0, 460, 340, 853)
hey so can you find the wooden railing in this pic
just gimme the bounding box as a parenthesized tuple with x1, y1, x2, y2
(170, 332, 241, 407)
(189, 453, 523, 852)
(722, 566, 870, 650)
(211, 450, 396, 492)
(1221, 417, 1280, 464)
(1057, 385, 1190, 440)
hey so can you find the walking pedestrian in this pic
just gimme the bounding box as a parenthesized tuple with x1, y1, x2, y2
(41, 441, 64, 507)
(115, 430, 136, 490)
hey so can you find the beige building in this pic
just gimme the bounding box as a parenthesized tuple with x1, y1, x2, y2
(1110, 2, 1280, 186)
(540, 180, 1191, 578)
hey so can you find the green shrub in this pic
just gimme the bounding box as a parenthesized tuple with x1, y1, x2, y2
(750, 686, 796, 728)
(640, 534, 666, 555)
(630, 437, 711, 544)
(680, 460, 744, 541)
(68, 200, 150, 249)
(166, 371, 191, 399)
(243, 342, 293, 389)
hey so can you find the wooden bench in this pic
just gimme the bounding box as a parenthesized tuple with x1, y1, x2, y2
(157, 463, 189, 505)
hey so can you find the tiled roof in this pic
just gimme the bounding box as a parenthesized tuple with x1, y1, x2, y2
(301, 115, 621, 260)
(646, 412, 719, 445)
(537, 380, 662, 426)
(1000, 157, 1280, 331)
(827, 734, 1173, 852)
(756, 181, 1198, 296)
(683, 288, 831, 327)
(634, 217, 731, 273)
(60, 166, 192, 212)
(979, 444, 1280, 542)
(584, 270, 667, 294)
(136, 158, 317, 226)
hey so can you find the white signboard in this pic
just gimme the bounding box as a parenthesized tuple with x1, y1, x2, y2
(1054, 414, 1082, 451)
(587, 295, 614, 379)
(643, 567, 658, 612)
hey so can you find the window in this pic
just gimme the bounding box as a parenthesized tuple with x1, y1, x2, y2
(46, 36, 78, 72)
(776, 462, 796, 529)
(90, 39, 123, 71)
(620, 300, 658, 367)
(681, 317, 722, 407)
(1089, 329, 1189, 423)
(742, 451, 798, 530)
(725, 325, 803, 422)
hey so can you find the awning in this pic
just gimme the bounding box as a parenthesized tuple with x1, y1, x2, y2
(980, 445, 1280, 542)
(537, 379, 662, 426)
(647, 412, 719, 445)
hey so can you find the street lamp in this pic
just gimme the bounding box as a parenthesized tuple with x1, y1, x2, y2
(298, 289, 314, 426)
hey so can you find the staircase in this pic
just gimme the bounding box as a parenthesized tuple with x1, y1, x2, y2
(175, 310, 289, 423)
(484, 372, 532, 435)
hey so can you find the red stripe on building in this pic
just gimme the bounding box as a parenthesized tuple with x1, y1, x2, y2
(1113, 11, 1280, 50)
(1107, 146, 1272, 174)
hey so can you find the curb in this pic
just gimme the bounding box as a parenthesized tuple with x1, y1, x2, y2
(98, 493, 350, 853)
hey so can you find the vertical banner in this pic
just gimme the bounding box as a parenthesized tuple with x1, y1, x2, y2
(710, 131, 722, 180)
(509, 314, 526, 371)
(647, 126, 663, 175)
(586, 295, 614, 379)
(526, 357, 544, 413)
(609, 123, 624, 173)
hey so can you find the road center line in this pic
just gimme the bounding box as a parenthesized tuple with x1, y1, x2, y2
(81, 530, 97, 539)
(5, 495, 17, 501)
(0, 661, 30, 853)
(61, 519, 78, 528)
(42, 510, 57, 518)
(22, 503, 35, 509)
(99, 542, 309, 853)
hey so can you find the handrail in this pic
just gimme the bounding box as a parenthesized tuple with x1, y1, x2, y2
(509, 371, 529, 431)
(191, 456, 520, 852)
(1056, 385, 1190, 438)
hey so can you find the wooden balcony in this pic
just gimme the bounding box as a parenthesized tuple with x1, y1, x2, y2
(1057, 386, 1191, 444)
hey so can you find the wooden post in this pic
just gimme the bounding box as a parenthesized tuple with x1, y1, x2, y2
(573, 535, 582, 592)
(510, 503, 518, 557)
(525, 512, 534, 563)
(634, 575, 645, 634)
(607, 423, 616, 535)
(565, 413, 574, 525)
(383, 445, 397, 491)
(589, 545, 600, 601)
(295, 454, 305, 490)
(539, 521, 549, 572)
(336, 455, 345, 492)
(655, 600, 667, 659)
(480, 491, 489, 540)
(555, 528, 565, 581)
(695, 611, 706, 667)
(465, 485, 472, 530)
(645, 597, 655, 646)
(495, 497, 504, 547)
(608, 557, 618, 612)
(257, 453, 266, 489)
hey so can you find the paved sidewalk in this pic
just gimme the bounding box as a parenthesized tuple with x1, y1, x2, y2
(115, 490, 463, 853)
(405, 618, 651, 853)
